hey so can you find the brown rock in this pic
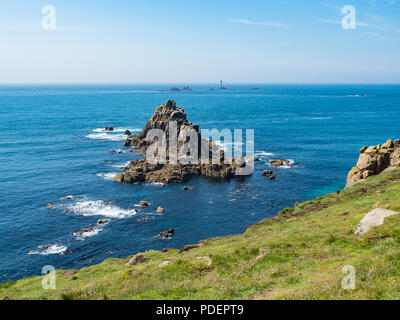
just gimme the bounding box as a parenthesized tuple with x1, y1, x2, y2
(159, 228, 174, 239)
(139, 201, 151, 207)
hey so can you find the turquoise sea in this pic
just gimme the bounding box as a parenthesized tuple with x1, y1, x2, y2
(1, 84, 399, 282)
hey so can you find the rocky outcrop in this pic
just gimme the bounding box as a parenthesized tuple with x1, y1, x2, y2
(355, 208, 399, 235)
(269, 159, 293, 168)
(127, 253, 149, 266)
(118, 100, 251, 184)
(346, 139, 400, 187)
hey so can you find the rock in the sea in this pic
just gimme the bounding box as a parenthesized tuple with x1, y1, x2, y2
(127, 253, 149, 266)
(139, 201, 151, 207)
(110, 149, 124, 154)
(112, 173, 124, 183)
(97, 219, 110, 225)
(346, 139, 400, 187)
(159, 228, 174, 239)
(124, 130, 131, 136)
(38, 244, 50, 249)
(269, 159, 292, 168)
(183, 186, 195, 190)
(46, 203, 54, 209)
(157, 206, 164, 213)
(262, 170, 276, 180)
(355, 208, 399, 235)
(105, 127, 114, 131)
(117, 100, 252, 185)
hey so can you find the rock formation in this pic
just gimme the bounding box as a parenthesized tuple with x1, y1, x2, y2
(355, 208, 399, 235)
(346, 139, 400, 187)
(115, 100, 252, 184)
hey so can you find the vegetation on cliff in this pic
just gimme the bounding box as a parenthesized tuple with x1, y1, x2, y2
(3, 168, 400, 300)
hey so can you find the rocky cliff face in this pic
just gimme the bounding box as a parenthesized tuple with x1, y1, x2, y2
(346, 139, 400, 187)
(114, 100, 251, 184)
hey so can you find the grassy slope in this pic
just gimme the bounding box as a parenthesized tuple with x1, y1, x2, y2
(3, 169, 400, 300)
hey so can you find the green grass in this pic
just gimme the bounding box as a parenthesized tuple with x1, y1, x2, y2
(3, 169, 400, 300)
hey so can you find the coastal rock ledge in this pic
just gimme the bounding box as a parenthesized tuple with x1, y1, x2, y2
(114, 100, 252, 184)
(346, 139, 400, 188)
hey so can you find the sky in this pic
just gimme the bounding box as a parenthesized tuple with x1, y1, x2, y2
(0, 0, 399, 84)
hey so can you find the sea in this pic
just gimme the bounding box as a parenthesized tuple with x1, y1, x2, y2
(1, 84, 399, 282)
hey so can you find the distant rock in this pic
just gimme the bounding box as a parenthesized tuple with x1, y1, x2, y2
(124, 130, 131, 136)
(127, 253, 149, 266)
(195, 256, 212, 266)
(159, 228, 174, 239)
(46, 203, 54, 209)
(105, 127, 114, 131)
(346, 139, 400, 187)
(183, 186, 195, 191)
(157, 207, 164, 213)
(355, 208, 399, 235)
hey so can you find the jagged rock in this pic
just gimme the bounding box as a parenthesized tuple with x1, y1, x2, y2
(124, 130, 131, 135)
(183, 186, 194, 190)
(105, 127, 114, 131)
(118, 100, 251, 185)
(127, 253, 149, 266)
(97, 219, 110, 225)
(38, 245, 50, 249)
(46, 203, 54, 209)
(159, 228, 174, 239)
(346, 139, 400, 187)
(157, 207, 164, 213)
(355, 208, 399, 235)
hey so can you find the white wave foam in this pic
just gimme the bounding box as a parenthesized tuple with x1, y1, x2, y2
(97, 173, 118, 180)
(29, 244, 67, 256)
(93, 127, 141, 133)
(65, 199, 138, 219)
(280, 159, 296, 169)
(86, 133, 126, 141)
(255, 151, 274, 157)
(74, 227, 101, 240)
(111, 161, 131, 169)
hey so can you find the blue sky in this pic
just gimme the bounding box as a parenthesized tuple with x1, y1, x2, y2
(0, 0, 399, 84)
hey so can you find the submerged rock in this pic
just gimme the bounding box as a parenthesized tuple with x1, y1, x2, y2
(118, 100, 252, 185)
(346, 139, 400, 187)
(355, 208, 399, 235)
